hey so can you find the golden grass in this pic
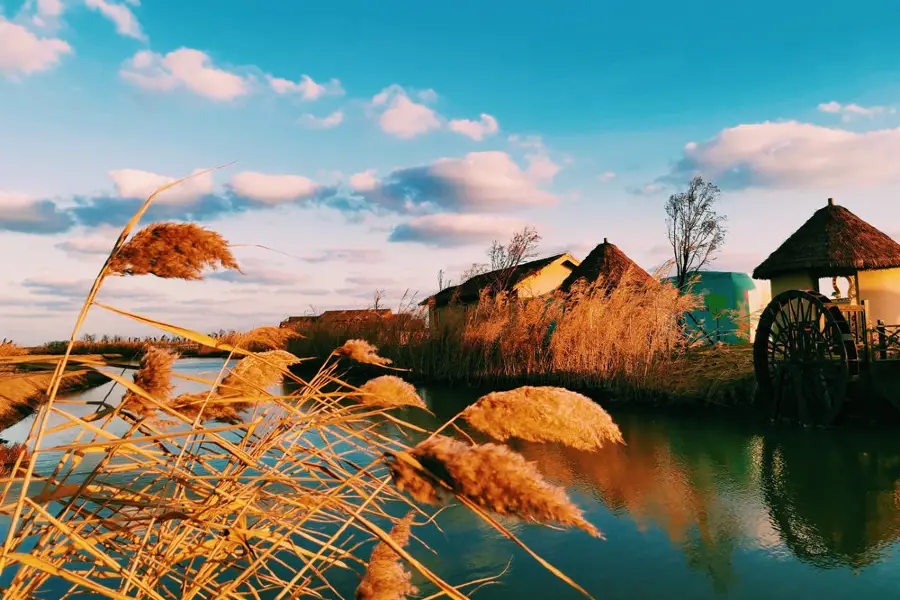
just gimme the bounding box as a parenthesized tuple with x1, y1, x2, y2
(289, 271, 710, 397)
(0, 173, 609, 599)
(336, 339, 394, 366)
(358, 376, 426, 409)
(356, 512, 418, 600)
(389, 435, 600, 537)
(461, 386, 623, 451)
(108, 222, 239, 280)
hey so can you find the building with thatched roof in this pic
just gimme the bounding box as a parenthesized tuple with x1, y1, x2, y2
(558, 238, 654, 294)
(752, 198, 900, 324)
(420, 253, 580, 324)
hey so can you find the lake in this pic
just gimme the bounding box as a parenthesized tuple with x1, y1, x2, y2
(3, 357, 900, 599)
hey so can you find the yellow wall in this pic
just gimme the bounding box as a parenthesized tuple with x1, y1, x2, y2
(515, 256, 579, 298)
(859, 268, 900, 325)
(770, 272, 817, 296)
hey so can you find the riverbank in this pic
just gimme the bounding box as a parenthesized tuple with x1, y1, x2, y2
(288, 343, 759, 417)
(0, 367, 110, 431)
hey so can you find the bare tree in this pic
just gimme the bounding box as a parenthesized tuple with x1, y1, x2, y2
(437, 269, 451, 291)
(665, 175, 727, 290)
(371, 289, 386, 310)
(459, 262, 489, 283)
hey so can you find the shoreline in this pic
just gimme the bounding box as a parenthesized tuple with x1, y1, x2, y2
(0, 368, 110, 433)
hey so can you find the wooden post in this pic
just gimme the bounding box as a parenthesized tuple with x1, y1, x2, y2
(878, 319, 887, 361)
(862, 299, 871, 362)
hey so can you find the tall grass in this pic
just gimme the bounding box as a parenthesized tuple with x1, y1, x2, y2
(0, 173, 616, 599)
(289, 274, 708, 392)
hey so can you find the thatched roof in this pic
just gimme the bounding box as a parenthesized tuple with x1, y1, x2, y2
(753, 199, 900, 279)
(422, 253, 579, 308)
(558, 239, 654, 293)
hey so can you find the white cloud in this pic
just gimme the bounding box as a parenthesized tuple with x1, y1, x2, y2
(0, 17, 71, 76)
(525, 153, 560, 183)
(298, 110, 343, 129)
(37, 0, 64, 18)
(55, 227, 121, 255)
(664, 120, 900, 190)
(229, 172, 319, 204)
(817, 101, 894, 121)
(120, 48, 250, 101)
(418, 88, 438, 102)
(599, 171, 617, 182)
(448, 113, 499, 141)
(389, 213, 528, 247)
(349, 169, 378, 192)
(370, 85, 441, 139)
(356, 151, 557, 213)
(0, 191, 73, 233)
(266, 74, 343, 100)
(109, 168, 214, 204)
(84, 0, 145, 41)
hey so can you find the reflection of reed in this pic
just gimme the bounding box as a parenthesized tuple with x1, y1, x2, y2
(760, 432, 900, 570)
(516, 422, 742, 594)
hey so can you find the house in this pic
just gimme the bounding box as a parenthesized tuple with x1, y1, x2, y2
(279, 309, 394, 331)
(663, 271, 772, 344)
(420, 253, 581, 325)
(752, 198, 900, 325)
(558, 238, 654, 294)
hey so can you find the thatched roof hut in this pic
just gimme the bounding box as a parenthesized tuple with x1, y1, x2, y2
(421, 253, 579, 309)
(753, 199, 900, 280)
(559, 238, 654, 294)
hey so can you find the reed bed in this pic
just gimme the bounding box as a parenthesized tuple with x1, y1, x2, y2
(286, 273, 752, 404)
(0, 173, 614, 599)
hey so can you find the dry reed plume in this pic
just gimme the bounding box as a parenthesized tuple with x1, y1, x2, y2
(0, 441, 29, 476)
(122, 347, 178, 418)
(359, 376, 426, 409)
(218, 326, 301, 351)
(356, 512, 418, 600)
(170, 350, 300, 422)
(390, 435, 600, 537)
(336, 339, 393, 366)
(462, 386, 623, 451)
(0, 181, 603, 600)
(108, 222, 240, 279)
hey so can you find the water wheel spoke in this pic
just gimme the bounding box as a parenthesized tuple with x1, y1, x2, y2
(753, 290, 854, 426)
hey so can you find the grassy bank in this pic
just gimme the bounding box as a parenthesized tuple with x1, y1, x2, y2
(287, 278, 758, 411)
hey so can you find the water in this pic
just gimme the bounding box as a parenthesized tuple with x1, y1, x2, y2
(4, 358, 900, 599)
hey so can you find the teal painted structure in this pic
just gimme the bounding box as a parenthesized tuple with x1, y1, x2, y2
(663, 271, 759, 344)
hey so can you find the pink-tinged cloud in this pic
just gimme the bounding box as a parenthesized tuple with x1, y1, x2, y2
(0, 17, 71, 76)
(0, 191, 74, 233)
(266, 74, 343, 100)
(389, 213, 529, 247)
(110, 168, 215, 205)
(371, 85, 441, 139)
(298, 110, 343, 129)
(228, 172, 319, 204)
(84, 0, 145, 41)
(599, 171, 617, 182)
(120, 48, 250, 101)
(664, 121, 900, 190)
(449, 113, 499, 141)
(817, 101, 895, 121)
(357, 151, 558, 214)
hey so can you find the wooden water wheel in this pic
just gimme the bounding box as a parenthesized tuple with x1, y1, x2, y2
(753, 290, 858, 426)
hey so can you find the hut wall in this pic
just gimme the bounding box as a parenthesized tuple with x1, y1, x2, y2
(515, 260, 577, 298)
(664, 272, 766, 344)
(858, 268, 900, 326)
(770, 272, 817, 296)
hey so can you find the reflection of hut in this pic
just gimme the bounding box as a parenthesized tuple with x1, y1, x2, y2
(558, 239, 654, 294)
(752, 198, 900, 324)
(760, 433, 900, 569)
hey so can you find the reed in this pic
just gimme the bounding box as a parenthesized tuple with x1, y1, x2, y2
(286, 272, 745, 403)
(0, 174, 612, 599)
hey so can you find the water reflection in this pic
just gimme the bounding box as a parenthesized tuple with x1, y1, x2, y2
(10, 361, 900, 598)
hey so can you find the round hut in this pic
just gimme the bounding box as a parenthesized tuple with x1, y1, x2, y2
(558, 238, 655, 294)
(753, 198, 900, 321)
(750, 198, 900, 424)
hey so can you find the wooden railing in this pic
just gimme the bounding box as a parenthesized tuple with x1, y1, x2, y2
(872, 321, 900, 361)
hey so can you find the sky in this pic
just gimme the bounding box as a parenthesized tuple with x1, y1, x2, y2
(4, 0, 900, 344)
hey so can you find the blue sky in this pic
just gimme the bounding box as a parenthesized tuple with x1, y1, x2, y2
(4, 0, 900, 344)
